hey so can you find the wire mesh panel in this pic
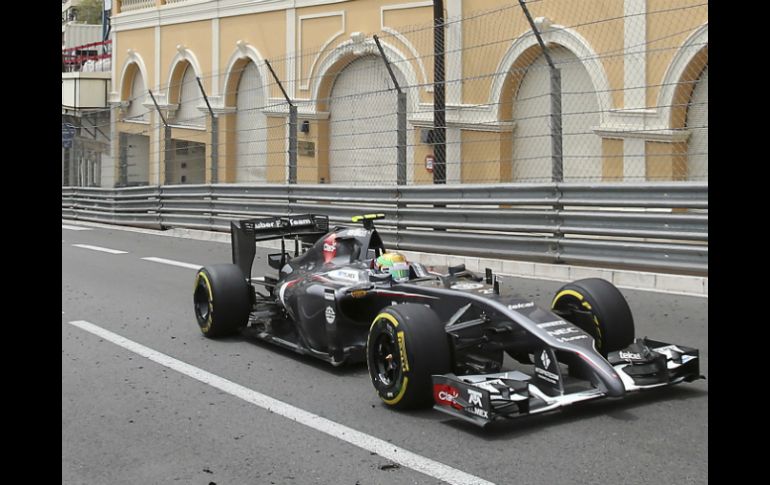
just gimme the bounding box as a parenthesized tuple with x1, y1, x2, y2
(510, 47, 603, 182)
(67, 0, 707, 188)
(234, 61, 268, 183)
(327, 55, 404, 185)
(685, 65, 708, 181)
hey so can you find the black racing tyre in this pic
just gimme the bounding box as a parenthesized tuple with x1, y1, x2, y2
(551, 278, 634, 355)
(193, 264, 251, 338)
(366, 304, 450, 410)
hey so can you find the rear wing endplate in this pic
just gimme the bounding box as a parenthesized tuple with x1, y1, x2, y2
(231, 214, 329, 278)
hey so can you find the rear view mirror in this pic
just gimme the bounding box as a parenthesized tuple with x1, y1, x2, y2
(268, 252, 290, 270)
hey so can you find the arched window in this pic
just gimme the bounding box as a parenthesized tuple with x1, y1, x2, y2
(328, 56, 405, 184)
(512, 47, 601, 182)
(126, 69, 148, 122)
(686, 65, 708, 181)
(235, 61, 267, 182)
(175, 64, 204, 127)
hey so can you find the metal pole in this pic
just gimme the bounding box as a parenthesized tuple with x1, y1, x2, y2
(195, 76, 219, 184)
(549, 69, 563, 182)
(164, 126, 173, 185)
(288, 105, 297, 184)
(118, 132, 128, 186)
(373, 35, 407, 186)
(265, 59, 297, 184)
(518, 0, 563, 182)
(211, 116, 219, 183)
(433, 0, 446, 184)
(147, 89, 171, 185)
(397, 92, 407, 185)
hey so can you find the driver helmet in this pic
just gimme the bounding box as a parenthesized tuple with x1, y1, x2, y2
(375, 252, 410, 283)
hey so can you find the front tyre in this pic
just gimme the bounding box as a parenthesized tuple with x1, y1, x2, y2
(367, 304, 450, 409)
(193, 264, 251, 338)
(552, 278, 635, 355)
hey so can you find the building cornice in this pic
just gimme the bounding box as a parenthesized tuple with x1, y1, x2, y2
(113, 0, 351, 32)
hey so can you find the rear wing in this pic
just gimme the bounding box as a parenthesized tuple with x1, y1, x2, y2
(231, 214, 329, 278)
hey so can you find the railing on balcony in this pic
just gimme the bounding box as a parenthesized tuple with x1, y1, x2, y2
(120, 0, 156, 12)
(62, 40, 112, 73)
(118, 0, 198, 13)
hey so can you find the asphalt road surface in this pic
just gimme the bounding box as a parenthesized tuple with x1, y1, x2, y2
(62, 222, 708, 485)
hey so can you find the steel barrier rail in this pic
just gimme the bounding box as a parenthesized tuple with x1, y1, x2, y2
(62, 186, 162, 228)
(61, 183, 708, 275)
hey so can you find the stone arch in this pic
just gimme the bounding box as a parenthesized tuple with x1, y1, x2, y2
(118, 51, 149, 106)
(659, 23, 708, 130)
(490, 26, 609, 182)
(165, 47, 204, 106)
(311, 37, 419, 184)
(221, 43, 271, 108)
(492, 25, 612, 124)
(311, 37, 418, 112)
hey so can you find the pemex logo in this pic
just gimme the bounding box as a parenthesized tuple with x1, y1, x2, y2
(541, 350, 551, 369)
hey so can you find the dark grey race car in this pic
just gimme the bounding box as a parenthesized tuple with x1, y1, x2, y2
(192, 213, 704, 427)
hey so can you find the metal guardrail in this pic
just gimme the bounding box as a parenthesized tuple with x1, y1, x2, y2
(62, 183, 708, 275)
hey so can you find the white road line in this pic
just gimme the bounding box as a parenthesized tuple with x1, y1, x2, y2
(142, 257, 201, 271)
(71, 244, 128, 255)
(67, 320, 495, 485)
(62, 224, 92, 231)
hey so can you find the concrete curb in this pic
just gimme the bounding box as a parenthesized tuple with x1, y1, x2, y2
(63, 219, 708, 298)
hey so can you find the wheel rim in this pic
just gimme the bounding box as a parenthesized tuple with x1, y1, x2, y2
(553, 295, 602, 350)
(373, 330, 400, 387)
(194, 279, 211, 322)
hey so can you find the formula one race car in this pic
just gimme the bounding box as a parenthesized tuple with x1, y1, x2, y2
(193, 213, 703, 427)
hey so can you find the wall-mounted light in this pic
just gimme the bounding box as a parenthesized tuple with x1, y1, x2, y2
(301, 120, 310, 134)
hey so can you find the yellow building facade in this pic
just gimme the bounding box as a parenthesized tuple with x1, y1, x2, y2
(109, 0, 708, 186)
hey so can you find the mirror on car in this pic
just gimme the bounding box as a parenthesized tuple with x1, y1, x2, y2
(268, 252, 290, 270)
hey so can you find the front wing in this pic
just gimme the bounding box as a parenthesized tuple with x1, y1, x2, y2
(431, 338, 703, 427)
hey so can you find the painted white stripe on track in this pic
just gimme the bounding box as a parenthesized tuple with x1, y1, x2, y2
(142, 257, 202, 270)
(62, 224, 92, 231)
(71, 244, 127, 254)
(67, 320, 495, 485)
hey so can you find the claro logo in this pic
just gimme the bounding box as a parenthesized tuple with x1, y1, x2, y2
(433, 384, 462, 410)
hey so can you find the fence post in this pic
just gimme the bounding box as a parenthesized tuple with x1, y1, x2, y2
(164, 127, 173, 185)
(288, 105, 297, 184)
(397, 92, 407, 186)
(373, 34, 407, 185)
(265, 59, 297, 184)
(518, 0, 563, 183)
(211, 116, 219, 183)
(432, 0, 446, 184)
(118, 132, 128, 186)
(148, 89, 171, 186)
(195, 76, 219, 184)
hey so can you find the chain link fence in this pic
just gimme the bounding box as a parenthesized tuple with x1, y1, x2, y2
(62, 0, 708, 187)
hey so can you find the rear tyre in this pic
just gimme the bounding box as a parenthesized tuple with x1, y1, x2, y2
(367, 304, 450, 409)
(551, 278, 634, 355)
(193, 264, 251, 338)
